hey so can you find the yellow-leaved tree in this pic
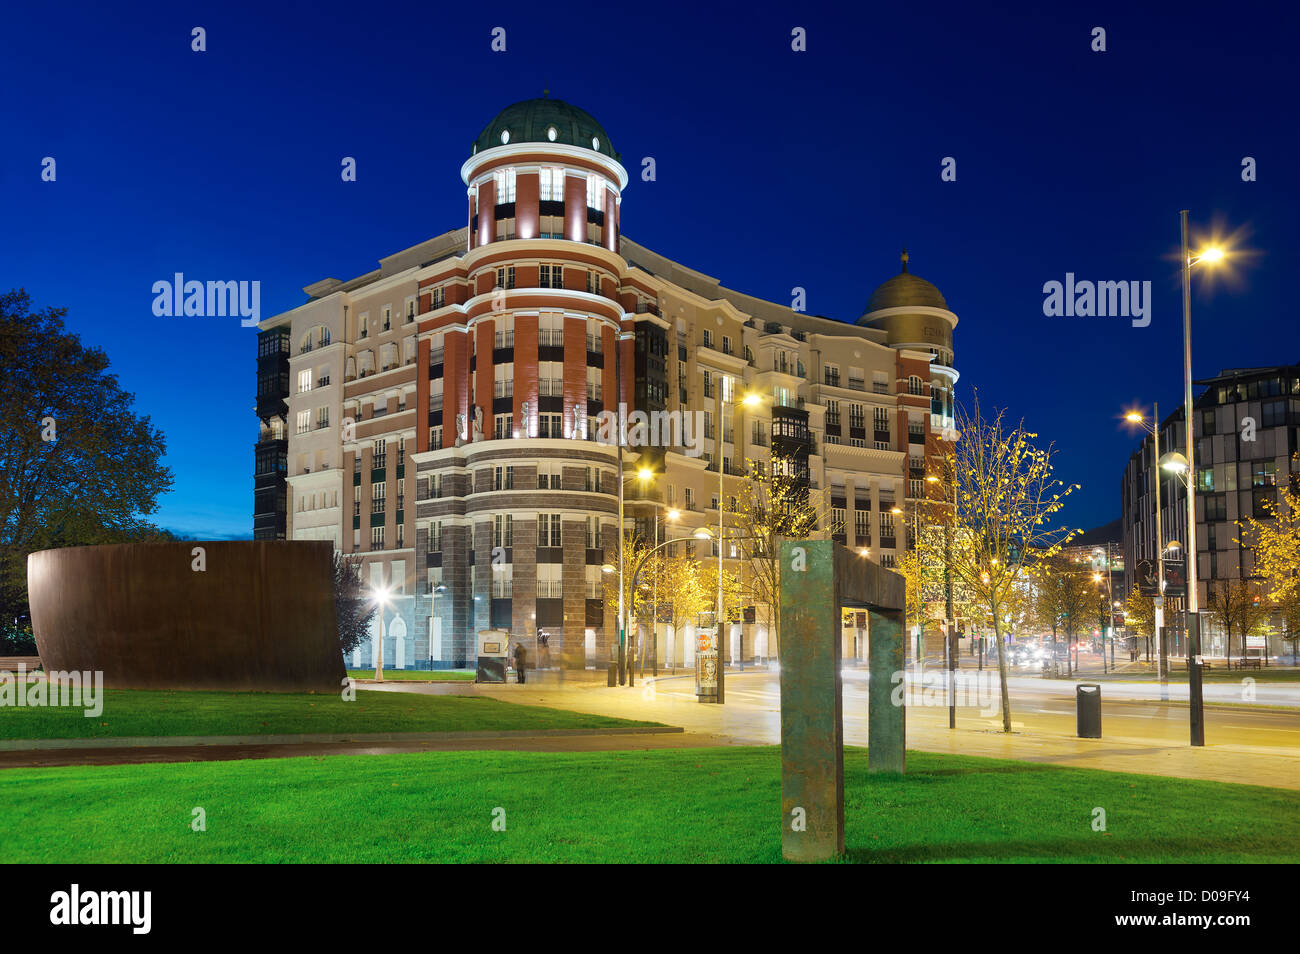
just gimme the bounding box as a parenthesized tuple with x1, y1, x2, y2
(938, 396, 1080, 732)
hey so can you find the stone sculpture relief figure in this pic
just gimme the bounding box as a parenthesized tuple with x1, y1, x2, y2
(455, 412, 466, 447)
(472, 405, 484, 442)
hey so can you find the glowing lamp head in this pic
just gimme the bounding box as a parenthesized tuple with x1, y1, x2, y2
(1200, 246, 1225, 264)
(1125, 411, 1143, 424)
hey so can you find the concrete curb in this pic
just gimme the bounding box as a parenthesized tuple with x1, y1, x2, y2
(0, 725, 683, 752)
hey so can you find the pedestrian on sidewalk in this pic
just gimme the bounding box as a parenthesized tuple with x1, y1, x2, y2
(513, 640, 528, 685)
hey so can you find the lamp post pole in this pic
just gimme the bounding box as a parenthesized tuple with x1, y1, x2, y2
(715, 380, 725, 705)
(651, 508, 659, 677)
(1152, 401, 1167, 692)
(1180, 210, 1206, 747)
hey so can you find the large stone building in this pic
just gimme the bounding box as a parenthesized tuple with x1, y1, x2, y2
(254, 97, 961, 669)
(1120, 364, 1300, 658)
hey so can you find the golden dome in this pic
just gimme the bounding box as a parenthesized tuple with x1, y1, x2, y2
(860, 249, 948, 317)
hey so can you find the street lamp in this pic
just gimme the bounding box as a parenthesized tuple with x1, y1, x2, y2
(1176, 212, 1225, 747)
(429, 583, 446, 671)
(1124, 406, 1169, 686)
(370, 584, 391, 683)
(606, 525, 713, 683)
(614, 465, 656, 686)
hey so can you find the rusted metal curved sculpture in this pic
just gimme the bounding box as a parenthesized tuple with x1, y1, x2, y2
(27, 541, 344, 692)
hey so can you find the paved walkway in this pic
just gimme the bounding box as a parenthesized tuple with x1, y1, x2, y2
(377, 669, 1300, 791)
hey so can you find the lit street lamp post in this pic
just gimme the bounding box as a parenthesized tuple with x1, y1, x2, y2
(603, 525, 712, 684)
(428, 583, 446, 671)
(371, 584, 391, 683)
(1125, 404, 1168, 693)
(1176, 211, 1224, 747)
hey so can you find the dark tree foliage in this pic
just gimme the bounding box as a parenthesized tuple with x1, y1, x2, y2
(0, 289, 173, 622)
(334, 552, 377, 654)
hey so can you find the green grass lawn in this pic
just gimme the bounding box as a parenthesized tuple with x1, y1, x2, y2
(0, 747, 1294, 863)
(347, 669, 476, 682)
(0, 688, 655, 740)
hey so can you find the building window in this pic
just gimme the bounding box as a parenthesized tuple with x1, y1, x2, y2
(494, 168, 516, 204)
(427, 521, 442, 552)
(371, 483, 386, 514)
(1252, 461, 1277, 487)
(586, 174, 604, 210)
(539, 313, 564, 347)
(370, 526, 385, 550)
(540, 166, 563, 201)
(585, 516, 601, 549)
(496, 267, 516, 290)
(494, 413, 513, 440)
(494, 315, 514, 349)
(539, 264, 564, 289)
(538, 513, 562, 548)
(494, 465, 514, 490)
(429, 425, 442, 448)
(537, 564, 561, 599)
(297, 369, 312, 393)
(703, 329, 714, 349)
(539, 413, 562, 438)
(493, 514, 513, 548)
(372, 439, 387, 470)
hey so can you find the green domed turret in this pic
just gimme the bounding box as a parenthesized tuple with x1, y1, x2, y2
(473, 96, 618, 159)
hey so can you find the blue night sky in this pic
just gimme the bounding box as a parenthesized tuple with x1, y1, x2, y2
(2, 1, 1295, 538)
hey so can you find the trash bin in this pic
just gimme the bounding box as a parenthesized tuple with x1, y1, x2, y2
(1076, 683, 1101, 738)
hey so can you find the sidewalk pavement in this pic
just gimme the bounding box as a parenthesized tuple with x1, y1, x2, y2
(452, 671, 1300, 792)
